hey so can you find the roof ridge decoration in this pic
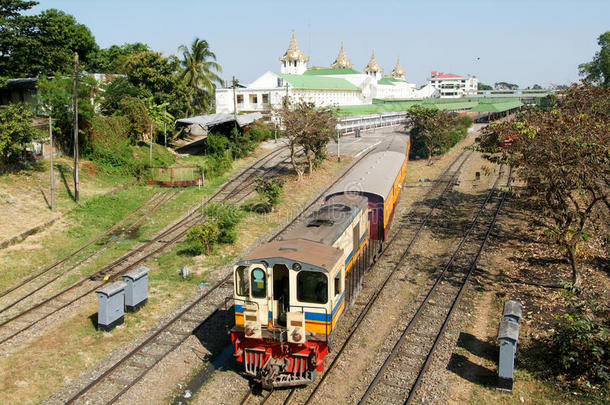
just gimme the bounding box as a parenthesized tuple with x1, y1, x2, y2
(390, 57, 406, 78)
(279, 29, 309, 63)
(331, 41, 354, 69)
(364, 50, 382, 73)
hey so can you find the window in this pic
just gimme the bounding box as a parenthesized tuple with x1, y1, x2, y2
(297, 271, 328, 304)
(251, 267, 266, 298)
(262, 93, 269, 104)
(334, 273, 342, 297)
(235, 266, 249, 296)
(353, 221, 360, 254)
(236, 94, 243, 104)
(249, 94, 258, 104)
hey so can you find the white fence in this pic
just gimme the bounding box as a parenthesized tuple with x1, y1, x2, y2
(337, 111, 407, 135)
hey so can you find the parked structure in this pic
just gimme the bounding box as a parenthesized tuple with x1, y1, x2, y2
(427, 71, 478, 98)
(215, 30, 437, 114)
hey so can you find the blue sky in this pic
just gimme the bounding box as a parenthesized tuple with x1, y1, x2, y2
(32, 0, 609, 87)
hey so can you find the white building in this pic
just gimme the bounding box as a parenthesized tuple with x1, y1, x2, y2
(215, 31, 438, 114)
(427, 71, 478, 98)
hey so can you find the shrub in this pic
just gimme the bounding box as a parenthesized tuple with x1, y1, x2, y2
(548, 300, 609, 389)
(254, 176, 285, 207)
(0, 103, 42, 171)
(205, 133, 231, 157)
(247, 122, 275, 142)
(185, 221, 220, 255)
(241, 197, 272, 214)
(203, 154, 232, 178)
(202, 203, 244, 244)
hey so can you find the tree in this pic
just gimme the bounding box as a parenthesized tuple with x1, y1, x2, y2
(579, 31, 610, 87)
(0, 0, 38, 76)
(275, 100, 338, 179)
(477, 85, 610, 285)
(532, 84, 542, 90)
(115, 96, 151, 143)
(99, 76, 150, 115)
(90, 42, 150, 73)
(37, 74, 99, 154)
(494, 81, 519, 90)
(405, 105, 456, 163)
(120, 50, 193, 119)
(2, 8, 98, 77)
(178, 38, 223, 115)
(478, 82, 493, 90)
(0, 102, 42, 171)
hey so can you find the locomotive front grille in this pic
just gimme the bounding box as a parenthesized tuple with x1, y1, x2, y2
(244, 348, 268, 376)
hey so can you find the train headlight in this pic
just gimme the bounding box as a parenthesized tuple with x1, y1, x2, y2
(292, 262, 302, 271)
(246, 327, 254, 337)
(293, 332, 302, 342)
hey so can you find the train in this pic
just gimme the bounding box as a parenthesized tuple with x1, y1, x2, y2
(230, 134, 410, 388)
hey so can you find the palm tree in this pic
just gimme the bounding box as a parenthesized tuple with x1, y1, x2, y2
(178, 38, 223, 114)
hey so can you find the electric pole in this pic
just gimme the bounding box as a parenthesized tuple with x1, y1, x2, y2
(49, 116, 55, 211)
(73, 51, 79, 202)
(149, 124, 153, 167)
(232, 75, 237, 118)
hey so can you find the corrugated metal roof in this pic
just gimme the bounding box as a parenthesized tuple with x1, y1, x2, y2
(470, 100, 523, 112)
(276, 73, 360, 91)
(175, 112, 262, 128)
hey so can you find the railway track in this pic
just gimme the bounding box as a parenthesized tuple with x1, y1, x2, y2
(0, 190, 180, 317)
(0, 146, 289, 348)
(238, 149, 475, 405)
(62, 145, 377, 405)
(358, 168, 511, 405)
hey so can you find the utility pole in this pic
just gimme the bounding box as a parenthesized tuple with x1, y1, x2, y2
(49, 116, 55, 211)
(73, 51, 79, 202)
(337, 131, 341, 162)
(149, 124, 153, 167)
(163, 105, 167, 147)
(232, 76, 237, 118)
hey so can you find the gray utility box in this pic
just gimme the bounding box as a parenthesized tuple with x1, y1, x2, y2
(503, 300, 523, 323)
(122, 266, 150, 312)
(97, 281, 126, 331)
(498, 319, 520, 390)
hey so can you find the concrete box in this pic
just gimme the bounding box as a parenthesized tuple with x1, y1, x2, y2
(497, 320, 520, 390)
(97, 281, 126, 331)
(122, 266, 150, 312)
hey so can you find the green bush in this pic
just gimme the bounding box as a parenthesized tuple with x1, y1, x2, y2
(202, 203, 244, 244)
(0, 103, 42, 171)
(204, 154, 232, 178)
(247, 122, 275, 142)
(241, 197, 272, 214)
(185, 221, 220, 255)
(548, 301, 609, 388)
(205, 133, 231, 156)
(254, 176, 285, 207)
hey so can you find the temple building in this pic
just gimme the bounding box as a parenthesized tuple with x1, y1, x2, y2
(215, 31, 438, 114)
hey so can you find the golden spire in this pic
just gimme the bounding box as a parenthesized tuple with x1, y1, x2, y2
(364, 50, 382, 73)
(279, 29, 309, 63)
(331, 41, 353, 69)
(390, 57, 406, 79)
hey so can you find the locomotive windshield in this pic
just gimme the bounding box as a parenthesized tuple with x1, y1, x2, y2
(251, 267, 267, 298)
(297, 271, 328, 304)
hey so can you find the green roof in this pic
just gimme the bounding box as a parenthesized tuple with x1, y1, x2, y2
(377, 77, 405, 86)
(303, 67, 361, 75)
(276, 73, 360, 91)
(469, 100, 523, 112)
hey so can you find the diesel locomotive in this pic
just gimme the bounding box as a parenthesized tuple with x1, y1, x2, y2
(230, 134, 410, 388)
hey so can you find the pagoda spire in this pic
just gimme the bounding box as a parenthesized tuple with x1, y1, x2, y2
(390, 57, 406, 80)
(364, 50, 383, 79)
(331, 41, 353, 69)
(279, 29, 309, 74)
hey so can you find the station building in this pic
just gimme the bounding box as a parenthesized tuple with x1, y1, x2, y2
(215, 30, 437, 114)
(427, 71, 478, 98)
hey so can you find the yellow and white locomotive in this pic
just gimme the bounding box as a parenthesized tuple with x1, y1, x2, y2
(230, 135, 410, 388)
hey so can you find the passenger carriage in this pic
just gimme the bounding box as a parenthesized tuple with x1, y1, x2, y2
(230, 134, 410, 388)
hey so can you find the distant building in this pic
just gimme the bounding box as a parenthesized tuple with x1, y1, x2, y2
(215, 30, 437, 114)
(427, 71, 478, 98)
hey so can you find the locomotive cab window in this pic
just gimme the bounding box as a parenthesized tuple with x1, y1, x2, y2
(334, 272, 342, 297)
(297, 271, 327, 304)
(251, 267, 267, 298)
(235, 266, 249, 297)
